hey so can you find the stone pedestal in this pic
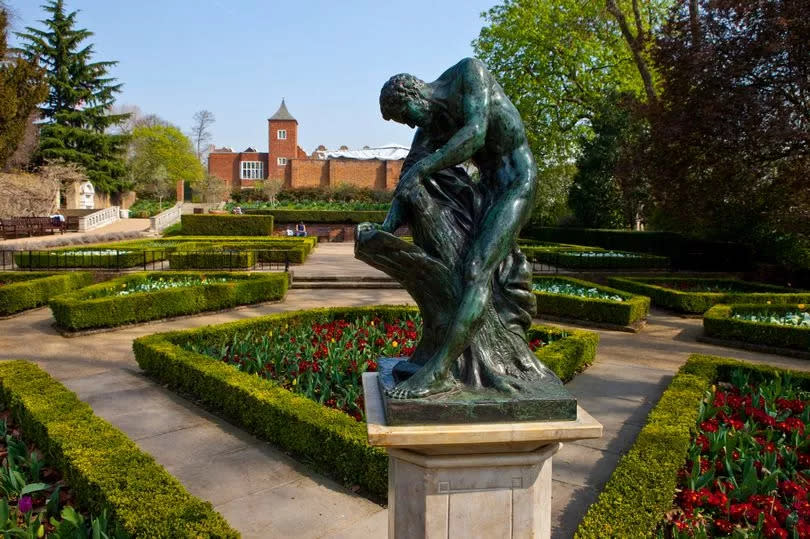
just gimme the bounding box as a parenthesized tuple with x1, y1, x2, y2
(362, 373, 602, 539)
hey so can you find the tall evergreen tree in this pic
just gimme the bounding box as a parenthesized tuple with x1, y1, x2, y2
(0, 8, 47, 170)
(16, 0, 130, 193)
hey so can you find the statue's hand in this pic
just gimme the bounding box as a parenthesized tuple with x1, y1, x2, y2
(357, 221, 381, 235)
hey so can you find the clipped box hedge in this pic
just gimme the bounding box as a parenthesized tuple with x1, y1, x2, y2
(0, 271, 92, 316)
(0, 360, 237, 538)
(703, 303, 810, 352)
(529, 249, 669, 269)
(50, 271, 288, 331)
(167, 249, 256, 269)
(13, 249, 164, 269)
(132, 305, 599, 499)
(576, 354, 810, 538)
(245, 208, 388, 224)
(181, 214, 274, 235)
(533, 276, 650, 327)
(607, 276, 810, 314)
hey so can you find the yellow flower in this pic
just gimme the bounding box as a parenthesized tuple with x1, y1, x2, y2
(292, 378, 297, 386)
(767, 300, 772, 304)
(392, 341, 399, 348)
(799, 304, 806, 310)
(268, 331, 273, 337)
(370, 321, 375, 327)
(330, 338, 335, 343)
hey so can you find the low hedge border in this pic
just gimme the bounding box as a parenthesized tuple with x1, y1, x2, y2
(533, 276, 650, 328)
(50, 271, 288, 331)
(132, 306, 599, 499)
(0, 272, 93, 316)
(180, 214, 275, 236)
(167, 250, 256, 270)
(244, 208, 388, 224)
(703, 303, 810, 353)
(528, 249, 669, 269)
(0, 360, 237, 537)
(13, 249, 164, 269)
(607, 276, 810, 314)
(575, 354, 810, 538)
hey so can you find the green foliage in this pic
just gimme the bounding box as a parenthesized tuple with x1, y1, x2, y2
(0, 360, 237, 537)
(526, 325, 599, 383)
(129, 124, 204, 191)
(568, 94, 633, 228)
(607, 277, 810, 314)
(245, 208, 388, 224)
(167, 250, 256, 270)
(703, 304, 810, 352)
(0, 272, 91, 316)
(577, 354, 810, 537)
(132, 306, 599, 498)
(533, 276, 649, 326)
(15, 1, 130, 193)
(50, 271, 288, 330)
(231, 185, 392, 206)
(180, 214, 274, 236)
(0, 9, 48, 170)
(527, 248, 668, 269)
(522, 226, 752, 271)
(127, 197, 173, 218)
(13, 249, 163, 269)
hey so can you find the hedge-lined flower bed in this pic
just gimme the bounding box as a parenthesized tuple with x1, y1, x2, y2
(576, 354, 810, 538)
(133, 306, 598, 498)
(50, 271, 288, 331)
(0, 272, 92, 316)
(0, 361, 236, 537)
(167, 249, 256, 270)
(528, 248, 669, 269)
(704, 304, 810, 352)
(13, 249, 164, 269)
(243, 208, 389, 224)
(607, 276, 810, 314)
(111, 236, 316, 264)
(532, 276, 650, 327)
(180, 214, 274, 235)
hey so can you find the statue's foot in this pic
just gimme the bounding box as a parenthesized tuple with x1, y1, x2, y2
(386, 362, 455, 399)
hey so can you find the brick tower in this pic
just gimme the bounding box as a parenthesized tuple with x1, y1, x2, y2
(267, 99, 298, 181)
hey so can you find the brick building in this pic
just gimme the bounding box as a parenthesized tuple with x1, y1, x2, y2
(208, 100, 405, 192)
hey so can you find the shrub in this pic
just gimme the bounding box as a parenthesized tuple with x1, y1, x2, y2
(0, 271, 92, 315)
(607, 276, 810, 314)
(167, 249, 256, 269)
(50, 271, 288, 330)
(533, 276, 650, 326)
(576, 355, 810, 538)
(244, 209, 388, 224)
(0, 360, 237, 537)
(180, 214, 274, 235)
(703, 303, 810, 351)
(522, 226, 752, 271)
(132, 306, 599, 498)
(13, 249, 164, 269)
(527, 248, 669, 269)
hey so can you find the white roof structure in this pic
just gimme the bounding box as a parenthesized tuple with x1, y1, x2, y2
(314, 144, 409, 161)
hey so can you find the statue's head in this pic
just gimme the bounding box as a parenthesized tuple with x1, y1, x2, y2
(380, 73, 431, 128)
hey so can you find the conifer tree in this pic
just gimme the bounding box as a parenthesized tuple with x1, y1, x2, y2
(0, 8, 47, 170)
(16, 0, 130, 193)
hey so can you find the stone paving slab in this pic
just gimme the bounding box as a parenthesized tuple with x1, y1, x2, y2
(293, 242, 392, 280)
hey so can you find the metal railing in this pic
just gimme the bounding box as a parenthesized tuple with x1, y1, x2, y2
(0, 249, 290, 273)
(526, 250, 671, 273)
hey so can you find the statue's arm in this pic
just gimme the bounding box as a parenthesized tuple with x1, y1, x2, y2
(381, 128, 431, 232)
(416, 61, 489, 176)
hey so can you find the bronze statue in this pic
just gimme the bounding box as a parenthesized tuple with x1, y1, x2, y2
(356, 58, 566, 410)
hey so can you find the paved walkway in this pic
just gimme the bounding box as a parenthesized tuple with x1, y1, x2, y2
(0, 218, 151, 249)
(2, 257, 809, 536)
(292, 242, 392, 280)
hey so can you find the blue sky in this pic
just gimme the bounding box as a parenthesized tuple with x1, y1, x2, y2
(8, 0, 497, 153)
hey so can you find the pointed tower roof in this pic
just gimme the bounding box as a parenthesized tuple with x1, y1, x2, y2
(268, 99, 296, 121)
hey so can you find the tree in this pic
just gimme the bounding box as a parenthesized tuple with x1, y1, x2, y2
(642, 0, 810, 251)
(190, 110, 215, 160)
(139, 164, 173, 207)
(474, 0, 670, 222)
(128, 124, 204, 196)
(197, 173, 228, 203)
(0, 8, 47, 170)
(15, 0, 130, 193)
(568, 96, 628, 228)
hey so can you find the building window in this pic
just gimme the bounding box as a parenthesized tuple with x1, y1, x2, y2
(277, 129, 287, 140)
(277, 157, 288, 166)
(240, 161, 264, 179)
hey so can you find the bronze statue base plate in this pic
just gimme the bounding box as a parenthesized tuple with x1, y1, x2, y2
(377, 358, 577, 426)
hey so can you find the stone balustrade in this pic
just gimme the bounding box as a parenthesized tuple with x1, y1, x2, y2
(150, 203, 182, 232)
(77, 206, 120, 232)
